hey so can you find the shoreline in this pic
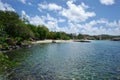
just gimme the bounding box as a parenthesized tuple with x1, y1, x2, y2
(31, 40, 74, 44)
(0, 39, 90, 53)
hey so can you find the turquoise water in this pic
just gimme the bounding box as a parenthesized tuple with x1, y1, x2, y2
(4, 41, 120, 80)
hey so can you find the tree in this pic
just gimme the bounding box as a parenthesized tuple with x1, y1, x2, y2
(47, 31, 70, 40)
(26, 24, 39, 39)
(5, 24, 34, 39)
(77, 34, 84, 39)
(0, 11, 22, 28)
(20, 25, 34, 39)
(47, 32, 56, 39)
(37, 25, 49, 40)
(59, 32, 70, 40)
(0, 11, 34, 39)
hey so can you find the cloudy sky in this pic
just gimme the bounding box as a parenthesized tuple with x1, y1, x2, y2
(0, 0, 120, 35)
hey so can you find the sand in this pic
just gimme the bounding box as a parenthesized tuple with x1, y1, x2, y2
(31, 40, 73, 44)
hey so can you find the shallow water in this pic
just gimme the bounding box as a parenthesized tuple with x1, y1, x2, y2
(3, 41, 120, 80)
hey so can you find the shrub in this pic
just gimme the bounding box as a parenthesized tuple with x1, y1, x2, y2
(0, 52, 20, 75)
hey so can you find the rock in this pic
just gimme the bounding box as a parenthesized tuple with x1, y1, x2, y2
(52, 40, 56, 43)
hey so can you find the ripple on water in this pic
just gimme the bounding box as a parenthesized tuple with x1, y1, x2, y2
(3, 41, 120, 80)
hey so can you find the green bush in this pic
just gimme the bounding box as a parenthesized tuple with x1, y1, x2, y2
(0, 37, 6, 44)
(0, 52, 20, 75)
(15, 37, 23, 45)
(2, 43, 9, 50)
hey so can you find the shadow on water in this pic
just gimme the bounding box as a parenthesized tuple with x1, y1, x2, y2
(2, 41, 120, 80)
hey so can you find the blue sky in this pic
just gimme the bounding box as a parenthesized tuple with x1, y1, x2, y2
(0, 0, 120, 35)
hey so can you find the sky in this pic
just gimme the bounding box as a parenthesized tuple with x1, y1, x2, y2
(0, 0, 120, 35)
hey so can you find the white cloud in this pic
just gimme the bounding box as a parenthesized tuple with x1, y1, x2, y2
(79, 19, 120, 35)
(60, 1, 96, 22)
(38, 3, 62, 11)
(21, 10, 66, 31)
(100, 0, 115, 5)
(95, 19, 120, 28)
(59, 19, 120, 35)
(30, 15, 45, 25)
(0, 1, 15, 11)
(38, 1, 96, 23)
(19, 0, 33, 5)
(46, 14, 57, 21)
(58, 18, 65, 22)
(46, 21, 59, 31)
(21, 10, 45, 25)
(21, 10, 30, 20)
(22, 10, 26, 17)
(21, 10, 120, 35)
(106, 21, 118, 27)
(48, 3, 62, 11)
(28, 2, 32, 6)
(19, 0, 26, 4)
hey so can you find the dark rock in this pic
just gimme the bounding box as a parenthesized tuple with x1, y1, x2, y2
(52, 40, 56, 43)
(74, 40, 90, 42)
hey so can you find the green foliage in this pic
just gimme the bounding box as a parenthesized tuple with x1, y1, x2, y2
(62, 32, 70, 40)
(0, 37, 6, 44)
(22, 40, 31, 45)
(15, 37, 23, 45)
(0, 37, 8, 50)
(26, 24, 50, 40)
(5, 24, 34, 39)
(1, 10, 119, 43)
(2, 43, 9, 50)
(0, 10, 72, 41)
(0, 11, 22, 38)
(47, 32, 70, 40)
(0, 10, 22, 28)
(37, 25, 49, 40)
(0, 24, 4, 32)
(47, 32, 56, 39)
(0, 10, 34, 39)
(0, 52, 20, 74)
(0, 38, 9, 50)
(100, 34, 113, 40)
(55, 32, 70, 40)
(77, 34, 85, 39)
(0, 26, 8, 44)
(26, 24, 38, 38)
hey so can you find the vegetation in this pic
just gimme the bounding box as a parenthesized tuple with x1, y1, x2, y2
(37, 25, 49, 40)
(0, 10, 119, 50)
(0, 10, 72, 75)
(0, 10, 120, 77)
(0, 52, 19, 75)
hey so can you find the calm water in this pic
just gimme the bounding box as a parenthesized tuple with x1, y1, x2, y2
(3, 41, 120, 80)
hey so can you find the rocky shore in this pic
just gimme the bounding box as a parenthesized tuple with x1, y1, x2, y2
(0, 41, 32, 53)
(0, 39, 73, 53)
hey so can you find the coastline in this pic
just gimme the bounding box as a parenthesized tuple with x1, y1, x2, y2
(31, 40, 74, 44)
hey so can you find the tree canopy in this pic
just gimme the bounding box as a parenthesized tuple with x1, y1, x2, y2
(0, 10, 118, 42)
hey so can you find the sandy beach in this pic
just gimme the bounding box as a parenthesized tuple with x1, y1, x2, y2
(31, 40, 74, 44)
